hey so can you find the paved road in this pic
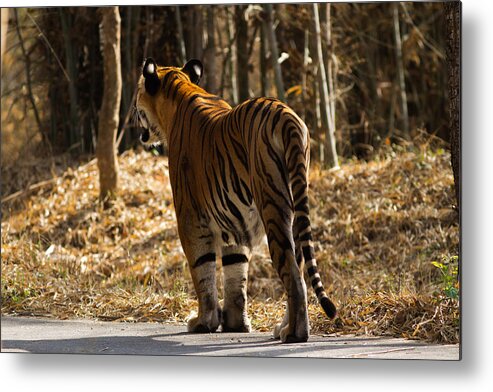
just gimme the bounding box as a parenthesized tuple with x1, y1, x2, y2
(1, 316, 459, 360)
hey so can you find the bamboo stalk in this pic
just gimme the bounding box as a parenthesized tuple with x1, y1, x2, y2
(217, 7, 227, 97)
(226, 7, 238, 104)
(313, 3, 338, 168)
(393, 3, 409, 139)
(263, 4, 285, 102)
(13, 9, 47, 150)
(260, 14, 269, 97)
(236, 5, 249, 102)
(204, 6, 218, 93)
(301, 29, 309, 121)
(59, 8, 81, 150)
(1, 8, 8, 62)
(326, 4, 336, 132)
(175, 6, 187, 64)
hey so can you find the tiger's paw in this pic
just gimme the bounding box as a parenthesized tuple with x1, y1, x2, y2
(187, 310, 221, 333)
(279, 325, 309, 343)
(273, 323, 283, 340)
(273, 312, 289, 339)
(221, 310, 251, 332)
(221, 323, 251, 333)
(274, 322, 309, 343)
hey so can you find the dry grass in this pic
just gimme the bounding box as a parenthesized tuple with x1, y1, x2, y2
(1, 143, 459, 344)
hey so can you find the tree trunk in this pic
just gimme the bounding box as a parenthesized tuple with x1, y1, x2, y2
(301, 28, 309, 122)
(204, 6, 218, 93)
(59, 8, 81, 151)
(120, 7, 134, 151)
(260, 16, 270, 97)
(217, 8, 227, 97)
(236, 5, 249, 102)
(1, 8, 8, 65)
(313, 3, 338, 168)
(326, 4, 336, 133)
(175, 6, 187, 64)
(190, 6, 203, 60)
(445, 1, 461, 209)
(227, 8, 238, 104)
(97, 6, 122, 206)
(392, 3, 409, 139)
(13, 9, 48, 150)
(313, 74, 323, 162)
(263, 4, 285, 102)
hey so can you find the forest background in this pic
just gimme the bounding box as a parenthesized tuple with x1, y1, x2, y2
(1, 2, 460, 344)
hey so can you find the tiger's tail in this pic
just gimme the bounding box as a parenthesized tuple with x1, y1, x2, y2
(283, 115, 337, 319)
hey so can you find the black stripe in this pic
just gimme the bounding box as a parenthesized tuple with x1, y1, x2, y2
(230, 135, 248, 170)
(194, 253, 216, 268)
(246, 100, 268, 144)
(302, 246, 315, 262)
(296, 250, 303, 265)
(161, 72, 176, 96)
(315, 285, 325, 296)
(222, 254, 248, 266)
(299, 232, 312, 242)
(296, 216, 310, 228)
(293, 181, 307, 201)
(321, 296, 337, 319)
(294, 197, 309, 214)
(171, 80, 184, 101)
(307, 266, 317, 276)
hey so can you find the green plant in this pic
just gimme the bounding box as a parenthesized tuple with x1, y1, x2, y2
(431, 255, 459, 300)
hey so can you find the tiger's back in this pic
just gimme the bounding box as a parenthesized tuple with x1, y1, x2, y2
(136, 58, 336, 343)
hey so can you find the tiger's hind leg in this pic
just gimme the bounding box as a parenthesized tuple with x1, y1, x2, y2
(273, 243, 304, 339)
(221, 246, 251, 332)
(187, 252, 221, 333)
(250, 146, 309, 342)
(262, 209, 309, 343)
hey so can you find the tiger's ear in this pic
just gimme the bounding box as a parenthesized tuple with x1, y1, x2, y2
(143, 58, 160, 96)
(182, 59, 203, 85)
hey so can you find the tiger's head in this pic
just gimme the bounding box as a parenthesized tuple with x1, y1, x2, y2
(135, 58, 203, 147)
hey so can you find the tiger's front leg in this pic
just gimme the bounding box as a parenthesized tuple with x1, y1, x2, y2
(187, 252, 221, 333)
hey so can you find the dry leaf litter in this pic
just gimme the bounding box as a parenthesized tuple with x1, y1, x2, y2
(1, 144, 459, 343)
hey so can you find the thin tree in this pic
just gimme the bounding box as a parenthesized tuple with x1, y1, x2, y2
(190, 6, 204, 60)
(121, 7, 135, 150)
(260, 14, 270, 97)
(227, 7, 238, 104)
(175, 6, 187, 64)
(263, 4, 285, 102)
(216, 7, 227, 97)
(13, 9, 48, 150)
(236, 5, 249, 102)
(97, 6, 122, 206)
(313, 3, 338, 168)
(204, 6, 218, 94)
(1, 8, 8, 64)
(392, 3, 409, 139)
(301, 29, 309, 122)
(59, 8, 81, 150)
(445, 1, 461, 209)
(326, 4, 337, 133)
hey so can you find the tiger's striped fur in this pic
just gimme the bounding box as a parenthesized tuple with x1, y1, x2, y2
(136, 58, 336, 343)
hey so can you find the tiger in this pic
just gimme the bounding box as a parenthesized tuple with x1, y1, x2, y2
(136, 58, 336, 343)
